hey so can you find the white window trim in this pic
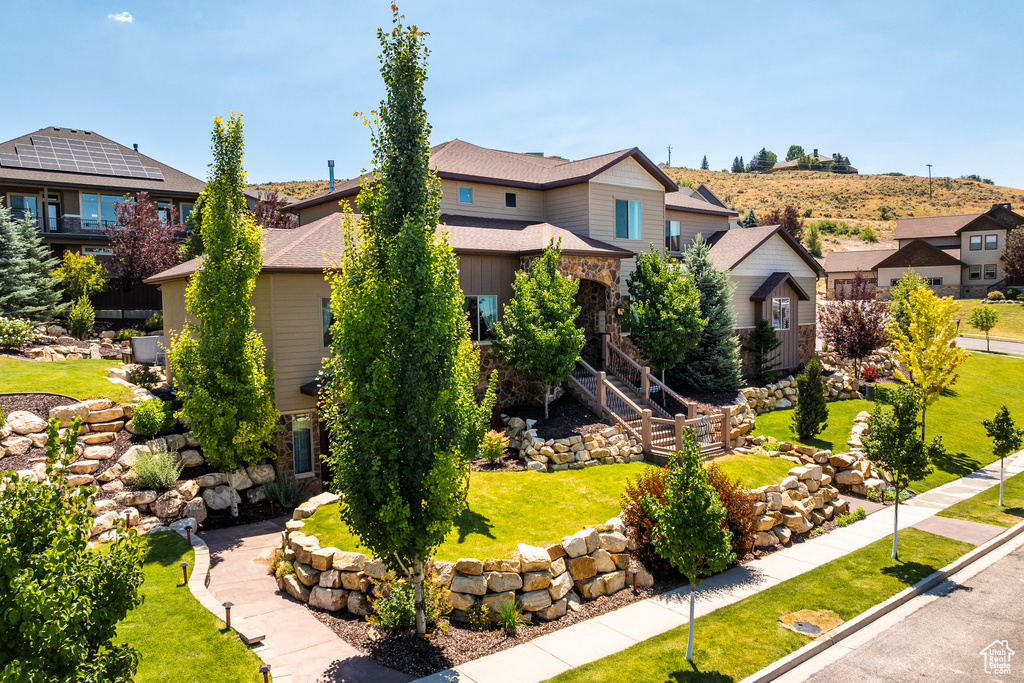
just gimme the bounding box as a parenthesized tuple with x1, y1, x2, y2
(985, 234, 999, 250)
(287, 411, 315, 478)
(772, 297, 791, 331)
(969, 235, 983, 251)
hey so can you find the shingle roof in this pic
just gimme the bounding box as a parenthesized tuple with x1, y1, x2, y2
(0, 126, 204, 195)
(665, 191, 738, 217)
(706, 225, 826, 277)
(750, 272, 811, 301)
(875, 239, 963, 269)
(287, 140, 677, 212)
(893, 213, 984, 240)
(822, 248, 899, 273)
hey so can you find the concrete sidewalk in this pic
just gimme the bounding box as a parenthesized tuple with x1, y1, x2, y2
(414, 452, 1024, 683)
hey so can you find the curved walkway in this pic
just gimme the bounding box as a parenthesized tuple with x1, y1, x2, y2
(199, 518, 411, 683)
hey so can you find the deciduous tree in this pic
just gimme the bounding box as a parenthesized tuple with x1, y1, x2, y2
(252, 190, 299, 230)
(320, 10, 495, 636)
(967, 305, 999, 352)
(786, 145, 805, 161)
(625, 248, 705, 382)
(819, 270, 888, 381)
(51, 250, 107, 301)
(107, 191, 183, 295)
(792, 356, 829, 440)
(1002, 228, 1024, 280)
(983, 406, 1023, 507)
(888, 270, 930, 339)
(495, 238, 585, 418)
(169, 114, 279, 516)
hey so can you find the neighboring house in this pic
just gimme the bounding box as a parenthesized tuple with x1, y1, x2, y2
(243, 187, 299, 212)
(149, 139, 823, 481)
(0, 126, 204, 315)
(770, 149, 857, 174)
(823, 203, 1024, 298)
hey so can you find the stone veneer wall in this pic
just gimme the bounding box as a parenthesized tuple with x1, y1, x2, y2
(275, 411, 324, 491)
(733, 323, 817, 378)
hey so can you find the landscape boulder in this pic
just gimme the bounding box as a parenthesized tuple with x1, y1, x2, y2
(6, 411, 47, 435)
(48, 404, 91, 427)
(202, 484, 241, 511)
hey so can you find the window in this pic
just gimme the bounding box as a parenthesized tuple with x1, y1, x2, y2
(292, 413, 313, 476)
(81, 193, 121, 229)
(321, 298, 334, 347)
(771, 297, 790, 331)
(969, 265, 981, 280)
(970, 235, 982, 251)
(180, 203, 195, 225)
(458, 187, 472, 204)
(156, 200, 172, 224)
(7, 194, 38, 222)
(928, 277, 942, 286)
(665, 220, 681, 251)
(505, 192, 517, 208)
(615, 199, 642, 240)
(464, 295, 497, 342)
(985, 264, 997, 279)
(985, 234, 998, 250)
(81, 246, 113, 256)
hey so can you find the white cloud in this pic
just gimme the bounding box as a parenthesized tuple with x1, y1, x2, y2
(107, 11, 133, 23)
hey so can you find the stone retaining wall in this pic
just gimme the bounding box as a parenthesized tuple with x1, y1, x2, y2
(503, 419, 644, 472)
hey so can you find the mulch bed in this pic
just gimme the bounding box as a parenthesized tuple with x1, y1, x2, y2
(676, 389, 740, 416)
(469, 452, 527, 472)
(503, 394, 612, 441)
(0, 393, 81, 472)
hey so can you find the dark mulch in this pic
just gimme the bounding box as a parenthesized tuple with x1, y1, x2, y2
(676, 389, 740, 416)
(469, 451, 527, 472)
(310, 573, 686, 678)
(1, 393, 80, 471)
(202, 499, 283, 529)
(503, 394, 612, 441)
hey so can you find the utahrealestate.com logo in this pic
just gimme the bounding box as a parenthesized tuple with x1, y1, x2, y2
(980, 640, 1014, 675)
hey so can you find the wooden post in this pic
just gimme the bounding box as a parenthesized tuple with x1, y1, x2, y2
(602, 335, 610, 369)
(641, 409, 653, 453)
(597, 371, 607, 416)
(674, 413, 685, 452)
(684, 400, 697, 419)
(719, 412, 731, 449)
(641, 366, 650, 405)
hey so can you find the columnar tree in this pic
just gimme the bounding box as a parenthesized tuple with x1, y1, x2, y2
(983, 406, 1023, 507)
(624, 248, 705, 383)
(0, 202, 61, 323)
(887, 287, 970, 439)
(646, 430, 733, 661)
(495, 238, 585, 418)
(819, 270, 888, 380)
(321, 11, 494, 636)
(743, 319, 782, 383)
(967, 305, 999, 352)
(670, 235, 742, 392)
(863, 385, 941, 560)
(51, 251, 107, 302)
(0, 419, 145, 681)
(887, 269, 929, 339)
(792, 356, 829, 440)
(169, 114, 278, 516)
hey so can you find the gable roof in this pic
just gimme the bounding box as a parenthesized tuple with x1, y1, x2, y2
(875, 239, 962, 269)
(287, 140, 678, 212)
(664, 191, 738, 217)
(0, 126, 205, 196)
(750, 272, 811, 301)
(694, 183, 729, 210)
(894, 205, 1023, 240)
(822, 248, 899, 273)
(707, 225, 826, 277)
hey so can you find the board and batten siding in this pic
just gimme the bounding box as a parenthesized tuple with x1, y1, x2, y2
(542, 184, 590, 234)
(266, 273, 333, 413)
(440, 180, 544, 222)
(754, 279, 800, 370)
(457, 254, 519, 321)
(664, 208, 729, 249)
(728, 234, 819, 328)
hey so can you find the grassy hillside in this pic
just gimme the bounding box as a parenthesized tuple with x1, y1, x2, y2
(248, 179, 333, 200)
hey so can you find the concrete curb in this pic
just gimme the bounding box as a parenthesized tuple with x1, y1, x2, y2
(738, 517, 1024, 683)
(174, 528, 293, 683)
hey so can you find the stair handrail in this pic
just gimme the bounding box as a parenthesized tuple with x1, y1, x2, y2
(647, 373, 693, 418)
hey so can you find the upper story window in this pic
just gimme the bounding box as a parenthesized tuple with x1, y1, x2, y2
(772, 297, 790, 331)
(7, 194, 38, 222)
(81, 246, 113, 257)
(458, 187, 473, 204)
(970, 235, 982, 250)
(985, 234, 998, 250)
(505, 192, 517, 208)
(615, 200, 642, 240)
(464, 295, 497, 342)
(82, 193, 121, 229)
(665, 220, 681, 251)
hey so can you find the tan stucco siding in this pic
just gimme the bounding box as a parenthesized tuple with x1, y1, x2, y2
(959, 229, 1006, 281)
(588, 181, 665, 295)
(267, 273, 333, 413)
(296, 199, 349, 226)
(252, 277, 274, 361)
(440, 180, 544, 222)
(457, 254, 519, 320)
(664, 209, 729, 249)
(159, 280, 189, 364)
(542, 184, 590, 234)
(877, 265, 961, 287)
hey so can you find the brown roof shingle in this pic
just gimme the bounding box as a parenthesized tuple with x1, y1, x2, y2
(706, 225, 825, 277)
(893, 213, 984, 240)
(665, 191, 738, 217)
(822, 248, 899, 273)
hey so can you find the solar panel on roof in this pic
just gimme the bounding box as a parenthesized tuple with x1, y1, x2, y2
(0, 136, 165, 180)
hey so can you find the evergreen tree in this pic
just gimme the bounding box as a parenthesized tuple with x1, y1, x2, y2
(731, 156, 743, 173)
(805, 223, 823, 257)
(738, 155, 745, 173)
(739, 208, 758, 228)
(0, 202, 32, 316)
(786, 145, 805, 161)
(700, 155, 709, 170)
(743, 319, 782, 383)
(0, 209, 61, 323)
(669, 235, 742, 392)
(792, 356, 829, 440)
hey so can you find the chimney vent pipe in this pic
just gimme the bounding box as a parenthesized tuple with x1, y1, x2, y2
(328, 160, 335, 192)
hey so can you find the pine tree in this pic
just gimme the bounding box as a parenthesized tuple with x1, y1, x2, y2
(700, 155, 709, 170)
(738, 156, 745, 173)
(792, 356, 829, 440)
(786, 145, 805, 161)
(669, 235, 742, 392)
(0, 202, 31, 316)
(739, 208, 758, 228)
(0, 208, 61, 323)
(731, 156, 743, 174)
(805, 223, 823, 257)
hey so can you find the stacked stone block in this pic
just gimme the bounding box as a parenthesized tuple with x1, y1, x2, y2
(503, 419, 644, 472)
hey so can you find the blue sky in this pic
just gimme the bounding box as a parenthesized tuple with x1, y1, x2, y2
(4, 1, 1023, 188)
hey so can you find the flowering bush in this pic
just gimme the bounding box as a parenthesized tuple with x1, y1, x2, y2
(0, 316, 33, 349)
(860, 364, 881, 383)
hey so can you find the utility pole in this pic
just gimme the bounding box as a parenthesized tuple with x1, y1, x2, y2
(667, 146, 672, 167)
(926, 164, 933, 201)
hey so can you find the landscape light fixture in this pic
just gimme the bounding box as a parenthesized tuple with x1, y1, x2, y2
(185, 526, 192, 544)
(259, 664, 271, 683)
(630, 565, 639, 592)
(223, 602, 234, 630)
(616, 305, 625, 317)
(180, 561, 189, 585)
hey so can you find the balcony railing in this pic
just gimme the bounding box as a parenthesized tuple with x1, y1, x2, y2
(41, 217, 118, 235)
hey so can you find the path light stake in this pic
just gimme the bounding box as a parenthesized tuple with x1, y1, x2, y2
(223, 602, 234, 630)
(269, 500, 275, 517)
(259, 664, 270, 683)
(630, 566, 638, 592)
(180, 561, 189, 585)
(186, 526, 192, 545)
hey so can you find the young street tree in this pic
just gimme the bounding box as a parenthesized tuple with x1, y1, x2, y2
(647, 430, 733, 661)
(0, 419, 144, 681)
(983, 406, 1023, 507)
(863, 385, 941, 560)
(819, 270, 888, 381)
(321, 11, 494, 636)
(792, 356, 829, 440)
(624, 248, 705, 383)
(495, 238, 585, 418)
(107, 191, 182, 314)
(967, 305, 999, 352)
(670, 234, 742, 392)
(887, 286, 970, 438)
(169, 114, 278, 516)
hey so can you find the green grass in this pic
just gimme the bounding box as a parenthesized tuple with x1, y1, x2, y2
(116, 533, 265, 683)
(547, 529, 973, 683)
(707, 451, 795, 489)
(752, 354, 1024, 493)
(955, 299, 1024, 341)
(0, 356, 134, 403)
(303, 463, 653, 561)
(938, 469, 1024, 528)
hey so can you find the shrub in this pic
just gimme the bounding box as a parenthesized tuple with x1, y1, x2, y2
(115, 328, 143, 342)
(0, 316, 33, 349)
(479, 429, 508, 464)
(127, 364, 162, 389)
(275, 560, 294, 580)
(67, 296, 95, 340)
(705, 462, 757, 559)
(878, 206, 899, 221)
(145, 312, 164, 331)
(988, 290, 1005, 301)
(465, 600, 491, 632)
(860, 226, 878, 243)
(801, 208, 812, 218)
(262, 466, 302, 508)
(743, 319, 782, 383)
(368, 567, 451, 631)
(498, 600, 528, 636)
(51, 250, 106, 301)
(130, 398, 175, 436)
(620, 466, 673, 575)
(131, 448, 183, 490)
(861, 364, 881, 383)
(836, 506, 867, 527)
(791, 356, 829, 441)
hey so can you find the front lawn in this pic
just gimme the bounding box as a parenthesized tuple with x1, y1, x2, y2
(752, 353, 1024, 493)
(707, 451, 795, 489)
(303, 463, 653, 561)
(937, 470, 1024, 528)
(116, 532, 266, 683)
(955, 299, 1024, 341)
(547, 528, 972, 683)
(0, 357, 134, 403)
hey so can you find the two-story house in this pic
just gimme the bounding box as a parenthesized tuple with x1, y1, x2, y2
(148, 140, 823, 484)
(0, 126, 204, 315)
(824, 203, 1024, 298)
